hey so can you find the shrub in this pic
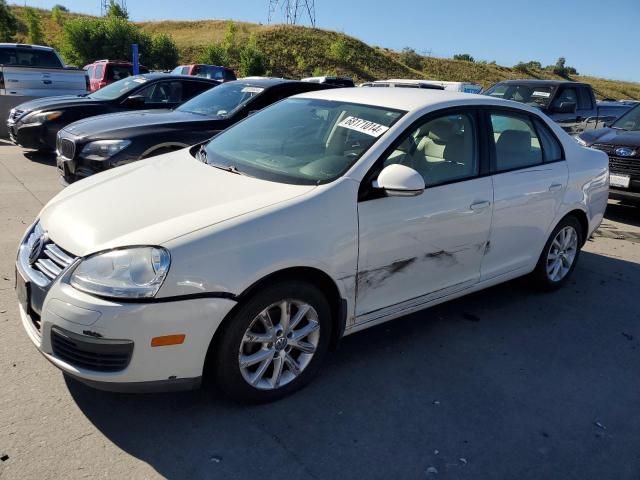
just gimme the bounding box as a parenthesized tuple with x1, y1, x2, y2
(51, 4, 67, 26)
(514, 62, 528, 73)
(328, 37, 349, 62)
(453, 53, 475, 62)
(198, 43, 228, 66)
(0, 0, 18, 42)
(24, 7, 44, 45)
(399, 47, 422, 70)
(149, 33, 178, 70)
(239, 35, 265, 77)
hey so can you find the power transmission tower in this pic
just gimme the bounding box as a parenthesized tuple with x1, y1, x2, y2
(268, 0, 316, 27)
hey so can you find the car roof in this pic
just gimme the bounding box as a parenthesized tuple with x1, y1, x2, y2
(0, 43, 54, 51)
(133, 73, 220, 83)
(294, 87, 541, 113)
(226, 78, 313, 88)
(496, 79, 589, 87)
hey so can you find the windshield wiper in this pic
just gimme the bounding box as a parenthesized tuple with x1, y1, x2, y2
(210, 163, 251, 177)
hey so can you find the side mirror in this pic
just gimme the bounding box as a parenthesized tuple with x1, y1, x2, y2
(373, 164, 425, 197)
(552, 101, 577, 114)
(123, 95, 146, 107)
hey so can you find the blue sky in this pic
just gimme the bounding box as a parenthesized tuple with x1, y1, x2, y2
(20, 0, 640, 82)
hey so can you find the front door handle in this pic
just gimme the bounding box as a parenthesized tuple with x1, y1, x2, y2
(470, 201, 491, 211)
(549, 183, 563, 192)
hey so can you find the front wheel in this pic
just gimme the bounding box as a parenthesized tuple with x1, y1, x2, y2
(531, 216, 583, 290)
(211, 281, 332, 403)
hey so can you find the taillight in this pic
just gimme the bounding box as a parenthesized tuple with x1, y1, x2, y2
(0, 72, 4, 90)
(97, 80, 107, 89)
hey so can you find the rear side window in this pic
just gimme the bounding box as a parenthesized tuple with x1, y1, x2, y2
(86, 65, 95, 78)
(534, 119, 564, 162)
(0, 47, 63, 68)
(94, 64, 104, 78)
(490, 112, 543, 171)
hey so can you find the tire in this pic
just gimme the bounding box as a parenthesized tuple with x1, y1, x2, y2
(530, 215, 583, 291)
(211, 281, 332, 403)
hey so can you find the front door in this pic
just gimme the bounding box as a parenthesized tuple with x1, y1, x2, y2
(356, 110, 493, 322)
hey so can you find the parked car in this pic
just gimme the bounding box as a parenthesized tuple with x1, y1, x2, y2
(8, 74, 219, 152)
(362, 79, 481, 93)
(56, 78, 336, 184)
(483, 80, 632, 135)
(578, 103, 640, 203)
(301, 76, 355, 87)
(84, 59, 150, 92)
(171, 64, 237, 82)
(0, 43, 87, 139)
(360, 79, 444, 90)
(16, 88, 608, 401)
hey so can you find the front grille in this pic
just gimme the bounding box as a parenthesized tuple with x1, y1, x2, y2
(51, 328, 134, 372)
(591, 143, 640, 177)
(58, 138, 76, 160)
(23, 225, 77, 286)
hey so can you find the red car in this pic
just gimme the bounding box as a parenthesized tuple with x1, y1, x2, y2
(84, 60, 150, 92)
(171, 64, 237, 82)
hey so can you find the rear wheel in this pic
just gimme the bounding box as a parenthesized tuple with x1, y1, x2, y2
(212, 281, 332, 403)
(531, 215, 583, 290)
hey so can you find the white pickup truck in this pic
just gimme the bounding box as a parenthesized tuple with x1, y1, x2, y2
(1, 43, 87, 139)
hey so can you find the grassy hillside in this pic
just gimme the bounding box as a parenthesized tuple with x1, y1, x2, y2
(9, 6, 640, 100)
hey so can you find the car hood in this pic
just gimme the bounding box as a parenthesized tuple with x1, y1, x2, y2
(15, 95, 103, 114)
(63, 109, 212, 138)
(39, 150, 315, 256)
(580, 127, 640, 147)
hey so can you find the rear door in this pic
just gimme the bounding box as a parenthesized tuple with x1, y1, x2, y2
(480, 109, 568, 280)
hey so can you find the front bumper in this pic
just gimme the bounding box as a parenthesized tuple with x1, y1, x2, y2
(609, 187, 640, 202)
(16, 231, 237, 392)
(7, 120, 53, 150)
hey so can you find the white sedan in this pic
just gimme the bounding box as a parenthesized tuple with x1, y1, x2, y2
(16, 88, 609, 402)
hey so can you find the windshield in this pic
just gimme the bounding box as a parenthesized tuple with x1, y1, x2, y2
(484, 83, 556, 108)
(89, 75, 149, 100)
(177, 82, 264, 117)
(202, 97, 405, 184)
(611, 104, 640, 131)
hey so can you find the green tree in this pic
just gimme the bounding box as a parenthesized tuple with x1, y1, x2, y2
(239, 35, 265, 77)
(0, 0, 18, 42)
(24, 7, 44, 45)
(51, 5, 67, 26)
(222, 20, 238, 62)
(453, 53, 475, 62)
(553, 57, 567, 76)
(399, 47, 422, 70)
(198, 43, 228, 66)
(149, 33, 178, 70)
(107, 0, 128, 19)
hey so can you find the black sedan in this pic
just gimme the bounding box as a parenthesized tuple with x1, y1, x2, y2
(56, 78, 336, 184)
(7, 74, 220, 152)
(578, 103, 640, 204)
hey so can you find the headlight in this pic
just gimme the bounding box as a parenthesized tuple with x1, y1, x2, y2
(23, 111, 62, 124)
(575, 136, 587, 146)
(80, 140, 131, 161)
(70, 247, 170, 299)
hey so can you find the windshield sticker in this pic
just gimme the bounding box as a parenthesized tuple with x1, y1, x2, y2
(241, 86, 264, 93)
(337, 116, 389, 137)
(531, 91, 551, 98)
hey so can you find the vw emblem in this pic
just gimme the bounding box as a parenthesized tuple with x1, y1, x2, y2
(274, 337, 288, 351)
(28, 233, 47, 265)
(615, 147, 636, 157)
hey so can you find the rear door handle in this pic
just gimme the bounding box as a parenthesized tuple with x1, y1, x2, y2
(470, 201, 491, 211)
(549, 183, 563, 192)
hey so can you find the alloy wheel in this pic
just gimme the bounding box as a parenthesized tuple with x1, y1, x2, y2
(546, 225, 578, 282)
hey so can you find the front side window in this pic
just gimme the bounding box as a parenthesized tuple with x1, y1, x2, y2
(106, 65, 133, 82)
(203, 98, 404, 184)
(136, 81, 185, 104)
(553, 88, 578, 108)
(382, 112, 478, 187)
(491, 113, 542, 171)
(577, 87, 593, 110)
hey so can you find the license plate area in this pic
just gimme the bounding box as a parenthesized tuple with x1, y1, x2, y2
(610, 173, 630, 188)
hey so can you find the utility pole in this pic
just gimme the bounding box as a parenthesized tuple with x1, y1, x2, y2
(268, 0, 316, 27)
(100, 0, 127, 16)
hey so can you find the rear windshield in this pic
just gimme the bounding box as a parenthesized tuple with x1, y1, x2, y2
(484, 83, 556, 108)
(0, 47, 63, 68)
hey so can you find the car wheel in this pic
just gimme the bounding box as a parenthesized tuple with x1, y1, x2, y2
(212, 281, 332, 403)
(531, 215, 583, 290)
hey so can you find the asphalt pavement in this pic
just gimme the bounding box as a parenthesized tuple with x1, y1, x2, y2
(1, 143, 639, 480)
